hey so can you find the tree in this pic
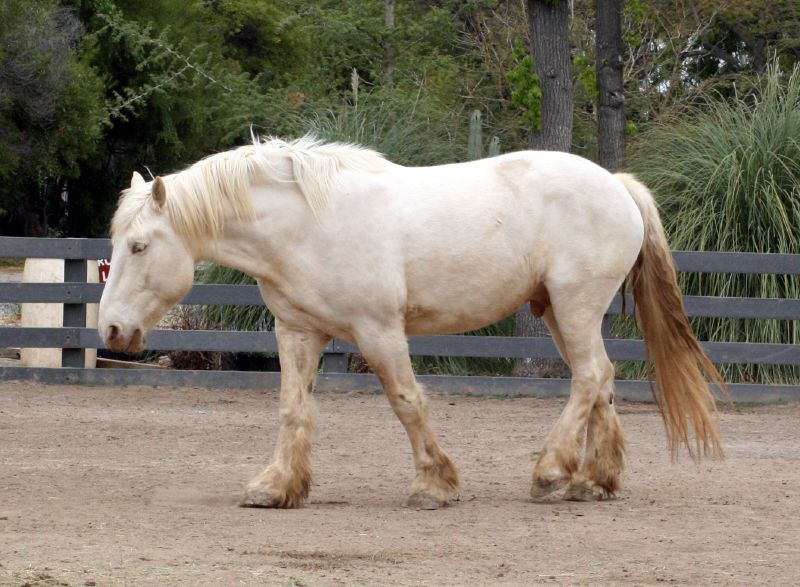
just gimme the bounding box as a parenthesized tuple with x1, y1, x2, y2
(692, 1, 800, 75)
(55, 0, 290, 237)
(0, 0, 104, 235)
(525, 0, 572, 151)
(618, 0, 799, 126)
(513, 0, 573, 377)
(384, 0, 395, 85)
(595, 0, 625, 171)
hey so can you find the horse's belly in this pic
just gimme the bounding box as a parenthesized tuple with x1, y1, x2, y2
(404, 304, 522, 335)
(403, 268, 535, 335)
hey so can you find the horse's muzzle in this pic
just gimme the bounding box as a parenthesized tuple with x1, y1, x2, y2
(103, 323, 145, 354)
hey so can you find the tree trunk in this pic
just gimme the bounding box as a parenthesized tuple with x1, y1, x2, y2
(513, 0, 573, 378)
(596, 0, 626, 171)
(526, 0, 573, 152)
(751, 37, 766, 73)
(384, 0, 395, 86)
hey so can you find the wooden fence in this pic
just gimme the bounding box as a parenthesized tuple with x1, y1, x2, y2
(0, 236, 799, 402)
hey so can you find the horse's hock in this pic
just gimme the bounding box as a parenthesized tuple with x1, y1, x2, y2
(21, 259, 98, 368)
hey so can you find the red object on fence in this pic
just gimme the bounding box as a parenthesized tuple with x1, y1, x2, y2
(98, 259, 111, 283)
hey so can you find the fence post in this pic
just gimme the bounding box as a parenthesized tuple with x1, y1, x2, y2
(321, 339, 348, 373)
(62, 259, 87, 368)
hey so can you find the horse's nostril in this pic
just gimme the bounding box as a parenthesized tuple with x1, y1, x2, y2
(107, 324, 120, 342)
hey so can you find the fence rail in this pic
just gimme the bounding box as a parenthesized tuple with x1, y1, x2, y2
(1, 237, 799, 402)
(2, 283, 800, 320)
(4, 327, 800, 365)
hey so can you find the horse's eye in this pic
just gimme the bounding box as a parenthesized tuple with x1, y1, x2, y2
(132, 242, 147, 255)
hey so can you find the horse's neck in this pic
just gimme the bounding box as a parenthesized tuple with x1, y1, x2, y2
(204, 229, 270, 278)
(200, 182, 307, 279)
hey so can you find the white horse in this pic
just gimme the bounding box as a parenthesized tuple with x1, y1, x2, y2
(99, 137, 724, 509)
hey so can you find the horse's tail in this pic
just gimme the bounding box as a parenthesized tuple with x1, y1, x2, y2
(616, 173, 727, 458)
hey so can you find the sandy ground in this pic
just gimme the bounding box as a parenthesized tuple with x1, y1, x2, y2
(0, 382, 798, 586)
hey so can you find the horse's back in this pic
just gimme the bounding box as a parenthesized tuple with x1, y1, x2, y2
(370, 151, 642, 245)
(386, 151, 644, 279)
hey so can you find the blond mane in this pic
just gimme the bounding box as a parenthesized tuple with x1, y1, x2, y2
(111, 136, 387, 243)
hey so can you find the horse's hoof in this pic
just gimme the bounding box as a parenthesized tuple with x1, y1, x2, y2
(240, 485, 302, 509)
(406, 492, 445, 510)
(530, 475, 569, 500)
(563, 483, 603, 502)
(240, 485, 281, 508)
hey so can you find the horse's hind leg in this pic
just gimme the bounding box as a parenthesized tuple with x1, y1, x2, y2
(242, 321, 330, 508)
(356, 322, 459, 509)
(564, 382, 625, 500)
(542, 308, 626, 500)
(531, 284, 615, 499)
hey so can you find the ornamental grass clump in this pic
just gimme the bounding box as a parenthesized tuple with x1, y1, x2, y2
(622, 64, 800, 384)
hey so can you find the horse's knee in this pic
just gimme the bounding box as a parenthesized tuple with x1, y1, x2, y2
(383, 382, 428, 425)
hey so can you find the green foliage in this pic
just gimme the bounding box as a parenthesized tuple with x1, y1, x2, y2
(61, 1, 291, 236)
(700, 1, 800, 73)
(89, 6, 266, 131)
(506, 39, 542, 132)
(573, 54, 598, 100)
(623, 64, 800, 384)
(622, 0, 649, 46)
(288, 89, 465, 167)
(204, 0, 311, 84)
(285, 0, 461, 98)
(1, 0, 534, 237)
(52, 59, 106, 177)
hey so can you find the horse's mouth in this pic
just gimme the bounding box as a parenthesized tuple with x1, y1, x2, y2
(104, 327, 145, 355)
(125, 338, 146, 354)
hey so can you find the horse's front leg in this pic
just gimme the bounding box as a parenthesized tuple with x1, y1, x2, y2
(242, 321, 330, 508)
(356, 323, 460, 509)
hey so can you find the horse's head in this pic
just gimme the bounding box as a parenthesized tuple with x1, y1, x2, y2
(98, 172, 195, 354)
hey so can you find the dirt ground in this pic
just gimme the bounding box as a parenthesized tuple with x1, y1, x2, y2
(0, 382, 798, 586)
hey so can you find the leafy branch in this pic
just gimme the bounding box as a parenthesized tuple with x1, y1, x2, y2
(506, 39, 542, 131)
(92, 9, 238, 121)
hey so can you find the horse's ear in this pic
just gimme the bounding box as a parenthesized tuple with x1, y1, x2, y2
(130, 171, 145, 188)
(152, 176, 167, 209)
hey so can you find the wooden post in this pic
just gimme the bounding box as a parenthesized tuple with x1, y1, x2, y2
(321, 339, 349, 373)
(62, 258, 87, 368)
(321, 352, 348, 373)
